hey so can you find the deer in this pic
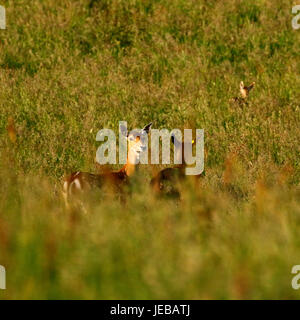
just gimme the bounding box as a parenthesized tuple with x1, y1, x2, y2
(150, 133, 201, 197)
(239, 81, 255, 99)
(230, 81, 255, 105)
(63, 122, 152, 206)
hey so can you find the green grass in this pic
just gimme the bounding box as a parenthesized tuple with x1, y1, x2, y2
(0, 0, 299, 299)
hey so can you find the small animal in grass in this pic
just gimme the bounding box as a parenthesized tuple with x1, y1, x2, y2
(63, 122, 152, 207)
(240, 81, 255, 99)
(230, 81, 255, 105)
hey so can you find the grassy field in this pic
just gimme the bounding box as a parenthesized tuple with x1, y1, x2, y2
(0, 0, 300, 299)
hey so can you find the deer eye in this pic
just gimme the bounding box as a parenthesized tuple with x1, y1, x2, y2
(128, 135, 135, 141)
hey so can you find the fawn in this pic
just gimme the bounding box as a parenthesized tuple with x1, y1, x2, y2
(150, 133, 200, 197)
(240, 81, 255, 99)
(230, 81, 255, 104)
(63, 122, 152, 206)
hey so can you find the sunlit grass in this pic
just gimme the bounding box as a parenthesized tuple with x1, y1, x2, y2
(0, 0, 299, 299)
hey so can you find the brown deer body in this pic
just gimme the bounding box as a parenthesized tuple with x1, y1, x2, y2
(150, 134, 200, 197)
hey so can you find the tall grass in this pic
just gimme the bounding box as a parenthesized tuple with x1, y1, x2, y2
(0, 0, 299, 299)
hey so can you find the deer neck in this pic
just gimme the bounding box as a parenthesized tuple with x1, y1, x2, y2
(123, 148, 139, 177)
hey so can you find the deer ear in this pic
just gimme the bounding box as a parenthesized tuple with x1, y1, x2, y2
(142, 122, 152, 134)
(171, 133, 182, 146)
(171, 134, 175, 144)
(119, 124, 128, 137)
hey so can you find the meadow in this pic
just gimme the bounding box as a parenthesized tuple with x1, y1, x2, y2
(0, 0, 299, 299)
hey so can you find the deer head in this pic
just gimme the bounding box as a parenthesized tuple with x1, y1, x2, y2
(120, 122, 152, 166)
